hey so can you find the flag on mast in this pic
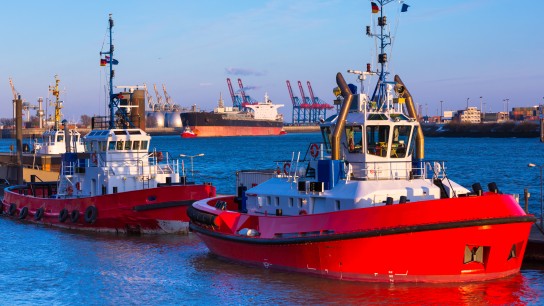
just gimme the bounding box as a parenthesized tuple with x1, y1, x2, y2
(371, 2, 379, 14)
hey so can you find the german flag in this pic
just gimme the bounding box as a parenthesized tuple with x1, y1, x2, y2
(371, 2, 379, 14)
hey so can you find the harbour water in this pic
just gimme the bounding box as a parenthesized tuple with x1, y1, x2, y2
(1, 134, 544, 305)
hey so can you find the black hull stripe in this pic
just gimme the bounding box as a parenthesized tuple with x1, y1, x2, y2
(133, 200, 194, 212)
(190, 215, 536, 245)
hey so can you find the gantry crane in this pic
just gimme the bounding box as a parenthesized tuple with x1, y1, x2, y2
(307, 81, 334, 121)
(298, 81, 312, 123)
(152, 84, 164, 111)
(286, 80, 306, 124)
(227, 78, 242, 110)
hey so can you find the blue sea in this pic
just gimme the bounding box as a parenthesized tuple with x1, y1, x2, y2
(1, 134, 544, 305)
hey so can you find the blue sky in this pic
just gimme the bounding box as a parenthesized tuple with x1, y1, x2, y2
(1, 0, 543, 122)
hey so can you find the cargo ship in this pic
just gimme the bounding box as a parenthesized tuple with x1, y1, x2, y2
(180, 80, 284, 137)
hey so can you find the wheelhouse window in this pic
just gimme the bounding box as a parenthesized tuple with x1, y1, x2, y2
(320, 126, 332, 153)
(391, 125, 412, 158)
(132, 141, 140, 150)
(108, 141, 116, 151)
(408, 126, 418, 157)
(116, 141, 124, 150)
(141, 140, 149, 150)
(345, 125, 363, 153)
(366, 125, 390, 157)
(124, 140, 132, 150)
(99, 141, 107, 152)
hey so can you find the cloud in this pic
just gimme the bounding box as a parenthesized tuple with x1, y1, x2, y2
(225, 67, 266, 76)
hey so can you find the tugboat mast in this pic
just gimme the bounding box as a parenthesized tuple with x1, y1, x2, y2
(48, 75, 62, 130)
(100, 14, 116, 129)
(368, 0, 395, 109)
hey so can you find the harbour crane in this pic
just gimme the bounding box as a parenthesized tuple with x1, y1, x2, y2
(9, 77, 19, 122)
(286, 80, 306, 124)
(162, 84, 173, 112)
(238, 78, 248, 105)
(298, 81, 312, 123)
(307, 81, 334, 121)
(226, 78, 242, 110)
(153, 84, 164, 111)
(143, 83, 158, 111)
(237, 78, 257, 107)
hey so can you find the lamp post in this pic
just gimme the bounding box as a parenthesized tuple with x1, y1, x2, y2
(440, 100, 443, 123)
(180, 153, 204, 177)
(528, 163, 543, 227)
(503, 98, 509, 119)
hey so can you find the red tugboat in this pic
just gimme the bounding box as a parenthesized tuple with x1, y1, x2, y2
(2, 15, 215, 234)
(188, 1, 534, 282)
(181, 126, 197, 138)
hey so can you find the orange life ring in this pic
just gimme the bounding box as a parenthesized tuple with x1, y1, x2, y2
(310, 143, 319, 158)
(66, 186, 73, 195)
(283, 162, 291, 175)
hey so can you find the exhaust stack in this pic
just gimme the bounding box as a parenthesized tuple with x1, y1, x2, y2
(394, 74, 424, 160)
(331, 73, 354, 160)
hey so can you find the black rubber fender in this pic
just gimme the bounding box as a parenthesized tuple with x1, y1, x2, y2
(34, 208, 45, 221)
(8, 203, 16, 216)
(70, 210, 80, 223)
(59, 208, 69, 223)
(19, 207, 28, 220)
(84, 206, 97, 223)
(187, 206, 216, 226)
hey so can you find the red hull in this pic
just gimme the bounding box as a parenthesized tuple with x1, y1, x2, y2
(181, 132, 197, 138)
(190, 194, 534, 282)
(3, 184, 215, 234)
(190, 126, 283, 137)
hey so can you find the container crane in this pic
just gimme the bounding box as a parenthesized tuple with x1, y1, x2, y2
(298, 81, 313, 123)
(286, 80, 306, 124)
(238, 78, 248, 105)
(227, 78, 242, 110)
(237, 78, 257, 107)
(307, 81, 334, 121)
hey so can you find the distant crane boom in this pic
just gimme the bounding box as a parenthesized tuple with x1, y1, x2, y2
(286, 80, 297, 106)
(238, 78, 248, 104)
(143, 83, 156, 110)
(162, 84, 172, 105)
(153, 84, 164, 109)
(307, 81, 317, 107)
